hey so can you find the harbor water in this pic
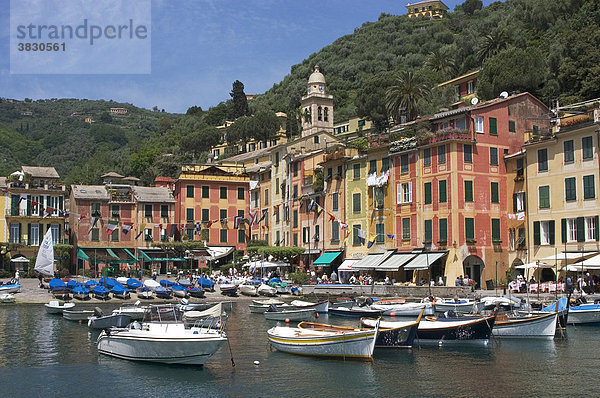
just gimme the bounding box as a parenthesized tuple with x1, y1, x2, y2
(0, 303, 598, 397)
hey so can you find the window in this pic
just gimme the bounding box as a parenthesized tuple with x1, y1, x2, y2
(30, 224, 40, 246)
(375, 187, 385, 209)
(369, 160, 377, 174)
(238, 187, 245, 200)
(456, 117, 466, 130)
(332, 192, 339, 211)
(566, 218, 577, 242)
(293, 162, 298, 177)
(583, 136, 593, 159)
(219, 209, 227, 220)
(186, 208, 194, 221)
(218, 229, 227, 243)
(401, 154, 409, 174)
(376, 223, 385, 243)
(539, 185, 550, 208)
(274, 152, 280, 168)
(465, 218, 474, 240)
(160, 205, 169, 218)
(489, 117, 497, 135)
(402, 218, 410, 239)
(275, 231, 281, 245)
(586, 216, 599, 241)
(464, 144, 472, 163)
(517, 227, 526, 248)
(564, 140, 574, 163)
(264, 189, 269, 205)
(492, 218, 500, 241)
(424, 220, 432, 243)
(397, 182, 413, 204)
(201, 209, 209, 222)
(353, 163, 361, 179)
(353, 225, 361, 245)
(91, 228, 99, 242)
(186, 185, 194, 198)
(186, 228, 193, 240)
(508, 120, 516, 133)
(381, 157, 389, 172)
(464, 180, 473, 202)
(439, 218, 447, 242)
(513, 192, 526, 212)
(238, 229, 246, 243)
(201, 186, 209, 198)
(324, 107, 329, 122)
(275, 209, 280, 224)
(565, 177, 576, 202)
(111, 205, 120, 219)
(145, 228, 154, 241)
(293, 233, 298, 246)
(534, 220, 555, 245)
(314, 225, 320, 241)
(491, 182, 499, 203)
(475, 116, 484, 133)
(438, 145, 446, 164)
(144, 204, 152, 218)
(91, 202, 101, 217)
(332, 221, 340, 241)
(293, 210, 298, 228)
(424, 182, 432, 205)
(220, 187, 227, 199)
(318, 107, 322, 121)
(9, 223, 20, 244)
(439, 180, 447, 203)
(516, 158, 524, 179)
(353, 193, 361, 213)
(490, 147, 498, 165)
(337, 165, 343, 177)
(423, 148, 431, 167)
(358, 119, 366, 127)
(314, 136, 319, 144)
(111, 229, 119, 242)
(584, 175, 595, 199)
(293, 185, 298, 199)
(538, 149, 548, 172)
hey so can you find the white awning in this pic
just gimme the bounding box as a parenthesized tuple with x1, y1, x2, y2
(514, 262, 553, 270)
(243, 260, 289, 269)
(403, 252, 446, 271)
(377, 253, 416, 271)
(564, 253, 600, 271)
(539, 252, 596, 262)
(206, 246, 234, 261)
(353, 250, 395, 270)
(338, 259, 358, 271)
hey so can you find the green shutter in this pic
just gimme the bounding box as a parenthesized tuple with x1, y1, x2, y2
(465, 218, 474, 240)
(439, 218, 447, 241)
(549, 220, 555, 245)
(561, 218, 567, 244)
(489, 117, 497, 135)
(424, 220, 432, 242)
(577, 217, 585, 242)
(424, 182, 432, 204)
(492, 219, 500, 241)
(508, 120, 516, 132)
(491, 182, 499, 203)
(439, 180, 447, 203)
(27, 223, 31, 245)
(465, 180, 473, 202)
(27, 195, 31, 216)
(533, 221, 540, 246)
(513, 193, 517, 212)
(596, 216, 600, 241)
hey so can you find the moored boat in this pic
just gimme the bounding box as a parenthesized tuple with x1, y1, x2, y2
(239, 284, 258, 297)
(73, 286, 90, 300)
(172, 284, 189, 298)
(112, 301, 146, 320)
(250, 303, 296, 314)
(111, 284, 131, 300)
(219, 284, 238, 297)
(126, 278, 143, 290)
(290, 299, 330, 313)
(96, 304, 227, 365)
(264, 307, 316, 321)
(92, 285, 111, 300)
(0, 282, 21, 294)
(197, 277, 215, 292)
(137, 287, 154, 299)
(63, 309, 95, 321)
(154, 286, 173, 299)
(370, 302, 434, 316)
(1, 293, 16, 303)
(188, 287, 205, 298)
(267, 320, 379, 360)
(45, 300, 75, 314)
(434, 299, 478, 314)
(492, 312, 558, 338)
(253, 298, 284, 306)
(567, 303, 600, 325)
(258, 284, 277, 297)
(88, 309, 132, 330)
(328, 306, 383, 318)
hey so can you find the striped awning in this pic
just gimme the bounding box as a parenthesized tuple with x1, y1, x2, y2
(403, 252, 447, 271)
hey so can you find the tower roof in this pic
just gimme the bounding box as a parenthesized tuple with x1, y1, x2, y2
(308, 65, 326, 85)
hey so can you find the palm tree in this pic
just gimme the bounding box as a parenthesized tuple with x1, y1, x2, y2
(477, 29, 510, 63)
(385, 70, 431, 123)
(425, 48, 456, 78)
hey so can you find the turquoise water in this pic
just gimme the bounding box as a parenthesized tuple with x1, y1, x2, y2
(0, 303, 597, 397)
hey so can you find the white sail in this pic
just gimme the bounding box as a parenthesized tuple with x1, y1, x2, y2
(34, 228, 55, 276)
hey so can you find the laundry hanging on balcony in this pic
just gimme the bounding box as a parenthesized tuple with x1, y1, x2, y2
(366, 170, 389, 187)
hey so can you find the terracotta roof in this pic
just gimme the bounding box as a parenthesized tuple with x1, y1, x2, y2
(71, 185, 109, 200)
(132, 186, 175, 203)
(101, 172, 124, 178)
(21, 166, 60, 179)
(223, 146, 272, 163)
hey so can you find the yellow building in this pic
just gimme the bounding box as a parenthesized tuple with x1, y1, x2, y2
(406, 0, 448, 19)
(0, 177, 7, 243)
(525, 108, 600, 278)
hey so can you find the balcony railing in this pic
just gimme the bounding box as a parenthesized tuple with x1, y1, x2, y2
(8, 182, 65, 191)
(6, 209, 64, 217)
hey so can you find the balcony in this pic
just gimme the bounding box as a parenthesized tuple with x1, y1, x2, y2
(8, 182, 65, 191)
(6, 209, 65, 218)
(417, 128, 472, 146)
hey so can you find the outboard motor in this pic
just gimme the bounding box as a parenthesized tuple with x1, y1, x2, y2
(365, 297, 374, 306)
(94, 307, 104, 317)
(445, 310, 458, 318)
(268, 304, 278, 313)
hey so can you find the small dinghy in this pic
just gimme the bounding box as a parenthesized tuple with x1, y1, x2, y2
(198, 277, 215, 291)
(172, 284, 189, 298)
(219, 284, 238, 297)
(45, 300, 75, 314)
(112, 301, 145, 320)
(126, 278, 143, 290)
(1, 293, 16, 303)
(154, 286, 173, 299)
(160, 279, 175, 288)
(88, 307, 132, 329)
(188, 287, 205, 298)
(84, 280, 98, 289)
(328, 306, 383, 318)
(258, 284, 277, 297)
(143, 279, 161, 290)
(239, 284, 258, 296)
(291, 300, 330, 313)
(137, 287, 154, 299)
(63, 309, 95, 321)
(111, 284, 131, 300)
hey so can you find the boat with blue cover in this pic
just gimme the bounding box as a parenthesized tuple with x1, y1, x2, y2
(66, 280, 81, 291)
(84, 280, 97, 289)
(154, 286, 173, 299)
(160, 279, 175, 288)
(49, 278, 70, 299)
(112, 284, 131, 299)
(98, 277, 117, 289)
(178, 279, 193, 288)
(198, 277, 215, 291)
(172, 284, 189, 298)
(126, 278, 142, 290)
(73, 285, 90, 300)
(92, 285, 111, 300)
(188, 287, 205, 298)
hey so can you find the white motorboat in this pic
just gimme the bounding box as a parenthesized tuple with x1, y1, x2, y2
(567, 304, 600, 324)
(45, 300, 75, 314)
(434, 299, 478, 314)
(267, 321, 379, 360)
(290, 300, 330, 313)
(97, 305, 227, 365)
(249, 303, 296, 314)
(112, 301, 146, 320)
(63, 309, 95, 321)
(1, 293, 15, 303)
(0, 283, 21, 294)
(137, 287, 154, 299)
(492, 312, 558, 338)
(88, 311, 133, 330)
(252, 298, 284, 306)
(370, 302, 434, 316)
(258, 284, 277, 297)
(182, 303, 226, 328)
(239, 284, 258, 296)
(264, 308, 315, 321)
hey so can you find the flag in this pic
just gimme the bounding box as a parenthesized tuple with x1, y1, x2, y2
(357, 228, 367, 245)
(195, 222, 202, 235)
(205, 220, 213, 228)
(249, 209, 258, 226)
(17, 194, 27, 206)
(122, 222, 133, 234)
(316, 206, 324, 218)
(88, 216, 99, 233)
(107, 220, 119, 235)
(328, 213, 335, 222)
(170, 224, 178, 237)
(78, 214, 85, 221)
(367, 233, 377, 248)
(234, 216, 242, 229)
(386, 234, 395, 240)
(340, 221, 348, 230)
(221, 218, 228, 228)
(309, 199, 316, 212)
(43, 206, 54, 218)
(136, 223, 145, 239)
(258, 209, 268, 223)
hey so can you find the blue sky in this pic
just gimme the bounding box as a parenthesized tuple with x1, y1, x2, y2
(1, 0, 494, 114)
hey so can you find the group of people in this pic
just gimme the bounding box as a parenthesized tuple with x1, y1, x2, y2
(454, 274, 471, 286)
(308, 270, 338, 284)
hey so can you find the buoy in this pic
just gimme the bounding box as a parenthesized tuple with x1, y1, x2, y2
(315, 312, 319, 318)
(254, 360, 260, 365)
(285, 318, 290, 323)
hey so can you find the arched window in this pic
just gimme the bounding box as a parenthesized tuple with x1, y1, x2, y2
(324, 107, 329, 122)
(318, 106, 322, 121)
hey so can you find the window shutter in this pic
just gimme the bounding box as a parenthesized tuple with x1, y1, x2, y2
(561, 218, 567, 244)
(27, 195, 31, 216)
(489, 117, 497, 135)
(577, 217, 585, 242)
(408, 182, 413, 203)
(397, 184, 402, 205)
(18, 223, 22, 244)
(549, 220, 555, 245)
(513, 194, 517, 213)
(27, 223, 31, 245)
(533, 221, 540, 246)
(523, 196, 526, 211)
(596, 216, 600, 241)
(58, 196, 63, 211)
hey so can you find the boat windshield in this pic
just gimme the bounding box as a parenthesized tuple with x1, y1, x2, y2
(143, 305, 184, 323)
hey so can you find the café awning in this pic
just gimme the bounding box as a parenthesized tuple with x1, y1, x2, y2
(338, 259, 358, 271)
(514, 262, 553, 270)
(565, 253, 600, 271)
(403, 252, 446, 271)
(353, 250, 395, 271)
(313, 251, 342, 267)
(377, 253, 416, 271)
(77, 249, 89, 261)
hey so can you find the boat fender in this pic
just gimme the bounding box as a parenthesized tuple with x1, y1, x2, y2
(365, 297, 374, 306)
(285, 318, 290, 323)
